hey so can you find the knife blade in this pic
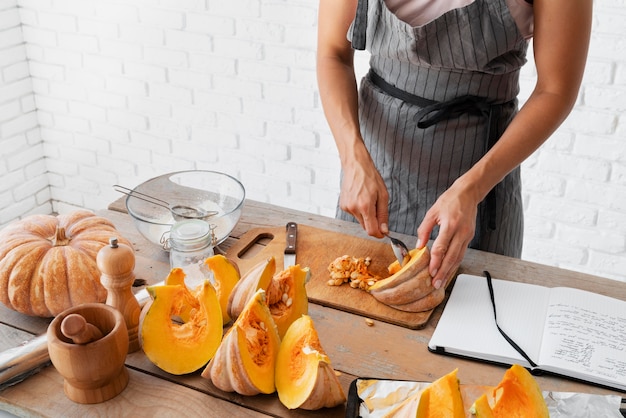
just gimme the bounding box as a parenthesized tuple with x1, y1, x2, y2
(386, 233, 411, 266)
(284, 222, 297, 270)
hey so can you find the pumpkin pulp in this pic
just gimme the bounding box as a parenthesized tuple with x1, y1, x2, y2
(265, 265, 310, 338)
(235, 290, 280, 393)
(369, 247, 428, 291)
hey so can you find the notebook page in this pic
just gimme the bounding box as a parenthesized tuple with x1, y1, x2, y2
(539, 287, 626, 387)
(429, 274, 550, 365)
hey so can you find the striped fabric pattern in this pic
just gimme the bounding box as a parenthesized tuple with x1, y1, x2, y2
(340, 0, 529, 257)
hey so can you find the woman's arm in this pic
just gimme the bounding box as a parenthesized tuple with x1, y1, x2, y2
(418, 0, 593, 288)
(317, 0, 390, 238)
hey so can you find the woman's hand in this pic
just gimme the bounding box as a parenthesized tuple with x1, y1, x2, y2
(416, 180, 478, 290)
(317, 0, 389, 238)
(339, 148, 389, 238)
(416, 0, 593, 289)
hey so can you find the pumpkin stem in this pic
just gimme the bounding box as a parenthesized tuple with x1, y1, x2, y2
(53, 226, 71, 246)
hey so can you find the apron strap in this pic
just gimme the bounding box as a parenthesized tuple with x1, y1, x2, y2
(351, 0, 368, 50)
(368, 69, 507, 231)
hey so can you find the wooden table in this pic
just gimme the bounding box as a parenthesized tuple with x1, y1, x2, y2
(1, 199, 625, 417)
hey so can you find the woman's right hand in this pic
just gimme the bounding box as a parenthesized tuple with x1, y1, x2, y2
(338, 146, 389, 238)
(317, 0, 389, 238)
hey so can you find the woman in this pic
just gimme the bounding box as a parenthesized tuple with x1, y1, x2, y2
(317, 0, 592, 289)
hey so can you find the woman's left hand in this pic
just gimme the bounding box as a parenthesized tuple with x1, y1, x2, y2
(416, 181, 478, 289)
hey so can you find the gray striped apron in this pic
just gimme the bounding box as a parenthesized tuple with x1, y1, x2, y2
(338, 0, 529, 257)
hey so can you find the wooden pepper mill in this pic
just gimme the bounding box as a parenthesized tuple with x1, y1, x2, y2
(97, 237, 141, 353)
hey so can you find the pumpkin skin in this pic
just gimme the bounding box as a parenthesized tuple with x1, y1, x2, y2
(226, 256, 275, 321)
(202, 288, 281, 395)
(275, 315, 346, 410)
(368, 247, 443, 312)
(416, 368, 465, 418)
(204, 254, 240, 324)
(265, 265, 310, 338)
(0, 210, 131, 317)
(470, 364, 549, 418)
(138, 279, 223, 375)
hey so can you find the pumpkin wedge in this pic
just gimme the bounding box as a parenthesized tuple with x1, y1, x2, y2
(227, 257, 276, 320)
(416, 368, 465, 418)
(369, 247, 441, 312)
(139, 280, 223, 375)
(276, 315, 346, 410)
(470, 364, 549, 418)
(266, 265, 310, 338)
(204, 254, 240, 324)
(202, 288, 281, 395)
(470, 394, 495, 418)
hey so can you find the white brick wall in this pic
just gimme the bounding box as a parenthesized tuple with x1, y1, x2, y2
(0, 0, 50, 224)
(1, 0, 625, 282)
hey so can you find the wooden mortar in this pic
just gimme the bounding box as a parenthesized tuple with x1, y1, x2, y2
(47, 303, 129, 404)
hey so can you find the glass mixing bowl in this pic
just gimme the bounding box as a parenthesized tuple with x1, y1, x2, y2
(124, 170, 245, 248)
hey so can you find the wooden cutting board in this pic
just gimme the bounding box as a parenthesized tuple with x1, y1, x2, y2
(224, 224, 442, 329)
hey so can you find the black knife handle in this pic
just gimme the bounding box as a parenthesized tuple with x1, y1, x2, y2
(285, 222, 297, 254)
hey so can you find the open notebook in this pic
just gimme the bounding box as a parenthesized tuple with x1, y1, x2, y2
(428, 273, 626, 392)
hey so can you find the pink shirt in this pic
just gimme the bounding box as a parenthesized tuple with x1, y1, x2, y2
(385, 0, 534, 39)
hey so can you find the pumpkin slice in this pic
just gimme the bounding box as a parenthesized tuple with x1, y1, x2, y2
(469, 394, 495, 418)
(416, 368, 465, 418)
(368, 247, 438, 311)
(386, 287, 446, 313)
(204, 254, 240, 324)
(276, 315, 346, 410)
(227, 257, 276, 321)
(202, 288, 281, 395)
(266, 265, 310, 338)
(139, 280, 223, 375)
(470, 364, 549, 418)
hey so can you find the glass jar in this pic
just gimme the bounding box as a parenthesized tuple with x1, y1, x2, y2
(168, 219, 216, 289)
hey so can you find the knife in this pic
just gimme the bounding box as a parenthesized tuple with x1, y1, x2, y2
(284, 222, 297, 270)
(386, 233, 411, 267)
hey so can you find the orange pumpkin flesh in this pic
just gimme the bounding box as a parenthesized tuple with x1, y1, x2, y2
(139, 280, 223, 375)
(416, 368, 465, 418)
(163, 267, 195, 323)
(265, 265, 310, 338)
(204, 254, 240, 324)
(0, 211, 131, 317)
(470, 364, 549, 418)
(470, 394, 495, 418)
(275, 315, 346, 410)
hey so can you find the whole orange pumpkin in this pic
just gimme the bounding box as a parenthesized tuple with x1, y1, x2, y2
(0, 210, 132, 317)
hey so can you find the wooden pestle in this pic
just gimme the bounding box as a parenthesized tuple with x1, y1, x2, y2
(60, 314, 104, 345)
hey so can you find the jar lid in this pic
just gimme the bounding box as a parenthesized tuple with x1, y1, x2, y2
(169, 219, 214, 251)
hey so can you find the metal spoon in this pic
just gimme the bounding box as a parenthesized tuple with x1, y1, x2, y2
(113, 184, 219, 222)
(386, 233, 411, 266)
